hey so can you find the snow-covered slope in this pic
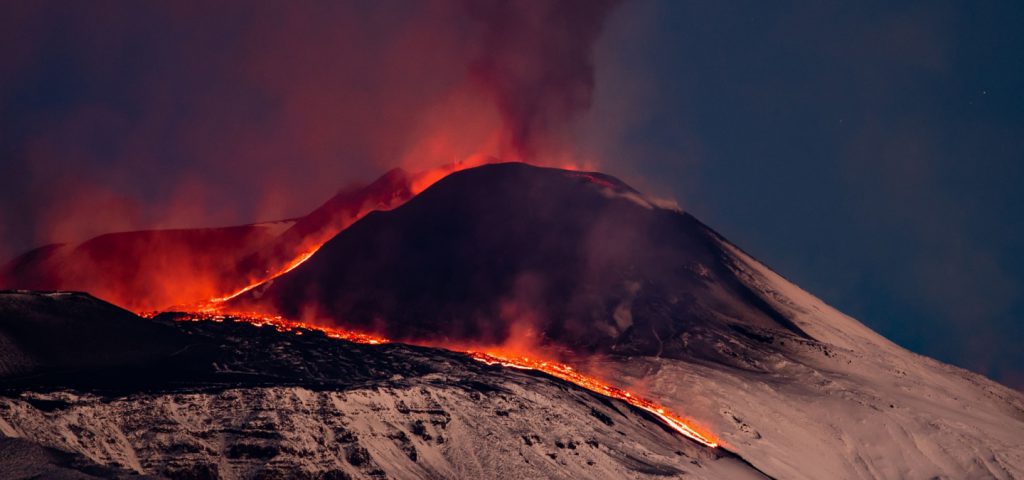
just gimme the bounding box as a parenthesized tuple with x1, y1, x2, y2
(223, 163, 1023, 478)
(0, 383, 763, 480)
(600, 240, 1024, 479)
(0, 291, 766, 480)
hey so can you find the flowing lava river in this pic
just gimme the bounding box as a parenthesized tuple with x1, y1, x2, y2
(164, 310, 720, 449)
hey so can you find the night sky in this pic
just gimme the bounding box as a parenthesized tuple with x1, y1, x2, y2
(2, 1, 1022, 388)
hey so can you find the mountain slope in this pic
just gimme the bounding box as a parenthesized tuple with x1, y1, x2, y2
(606, 241, 1024, 479)
(4, 162, 1022, 478)
(0, 291, 766, 480)
(233, 162, 1024, 479)
(0, 291, 187, 379)
(236, 163, 806, 363)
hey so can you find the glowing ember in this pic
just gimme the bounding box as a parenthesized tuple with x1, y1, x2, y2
(568, 172, 619, 190)
(167, 310, 717, 448)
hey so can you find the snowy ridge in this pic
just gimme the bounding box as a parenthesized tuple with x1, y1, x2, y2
(0, 382, 765, 480)
(601, 234, 1024, 480)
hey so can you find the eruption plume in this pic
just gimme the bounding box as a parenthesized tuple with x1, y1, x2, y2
(1, 0, 622, 313)
(1, 0, 620, 270)
(465, 0, 621, 161)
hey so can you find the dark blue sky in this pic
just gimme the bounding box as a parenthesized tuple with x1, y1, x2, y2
(1, 1, 1021, 387)
(587, 1, 1024, 387)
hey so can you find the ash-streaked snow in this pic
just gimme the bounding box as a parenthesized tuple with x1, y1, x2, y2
(599, 239, 1024, 479)
(0, 291, 766, 480)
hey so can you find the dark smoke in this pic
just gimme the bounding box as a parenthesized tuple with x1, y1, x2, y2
(465, 0, 621, 160)
(0, 0, 621, 262)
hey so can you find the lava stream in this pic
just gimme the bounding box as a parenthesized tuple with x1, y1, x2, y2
(468, 351, 719, 448)
(169, 311, 717, 448)
(198, 161, 498, 309)
(192, 160, 589, 312)
(209, 247, 322, 304)
(172, 311, 388, 344)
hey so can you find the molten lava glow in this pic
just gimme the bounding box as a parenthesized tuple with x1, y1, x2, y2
(208, 247, 322, 304)
(468, 351, 719, 448)
(174, 311, 388, 345)
(568, 172, 619, 190)
(194, 160, 493, 310)
(170, 310, 717, 449)
(152, 159, 599, 313)
(134, 160, 719, 447)
(408, 155, 494, 195)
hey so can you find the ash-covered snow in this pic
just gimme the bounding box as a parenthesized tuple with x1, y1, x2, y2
(0, 292, 766, 480)
(598, 239, 1024, 480)
(0, 382, 764, 480)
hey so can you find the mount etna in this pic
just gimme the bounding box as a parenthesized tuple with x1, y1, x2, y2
(1, 163, 1022, 479)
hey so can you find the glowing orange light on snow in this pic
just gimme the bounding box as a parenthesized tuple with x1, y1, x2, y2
(168, 310, 717, 449)
(468, 350, 719, 448)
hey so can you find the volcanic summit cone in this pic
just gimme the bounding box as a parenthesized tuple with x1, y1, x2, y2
(233, 163, 806, 361)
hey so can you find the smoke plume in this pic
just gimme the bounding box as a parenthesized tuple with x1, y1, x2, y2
(0, 0, 621, 261)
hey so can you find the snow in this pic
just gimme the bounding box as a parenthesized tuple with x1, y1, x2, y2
(599, 236, 1024, 479)
(0, 381, 767, 480)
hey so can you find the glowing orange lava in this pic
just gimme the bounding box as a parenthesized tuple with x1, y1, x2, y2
(468, 351, 718, 448)
(169, 310, 717, 448)
(195, 161, 493, 310)
(179, 160, 598, 313)
(208, 247, 322, 304)
(174, 311, 389, 344)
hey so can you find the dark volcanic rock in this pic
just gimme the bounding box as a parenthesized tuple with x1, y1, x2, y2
(235, 163, 806, 360)
(0, 291, 188, 379)
(0, 169, 415, 312)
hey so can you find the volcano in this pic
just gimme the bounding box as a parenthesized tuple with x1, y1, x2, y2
(1, 163, 1022, 479)
(233, 163, 809, 360)
(231, 163, 1024, 478)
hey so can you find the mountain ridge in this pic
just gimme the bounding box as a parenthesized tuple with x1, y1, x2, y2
(1, 162, 1021, 479)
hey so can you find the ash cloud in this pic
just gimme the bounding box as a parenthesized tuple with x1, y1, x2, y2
(0, 0, 620, 262)
(465, 0, 620, 161)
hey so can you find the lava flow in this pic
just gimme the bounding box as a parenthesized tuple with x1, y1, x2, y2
(199, 160, 500, 309)
(200, 159, 593, 311)
(208, 247, 322, 304)
(158, 161, 719, 448)
(172, 311, 388, 345)
(469, 351, 719, 448)
(168, 310, 718, 449)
